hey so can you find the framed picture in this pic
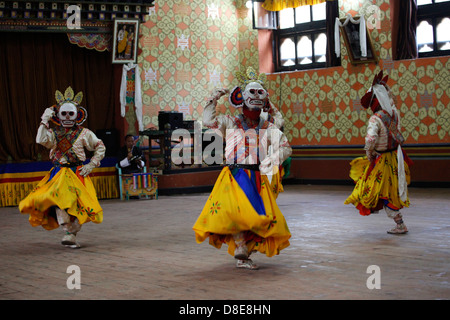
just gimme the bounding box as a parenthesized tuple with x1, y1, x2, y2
(340, 17, 378, 65)
(112, 18, 139, 64)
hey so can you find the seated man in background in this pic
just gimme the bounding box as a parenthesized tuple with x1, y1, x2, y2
(118, 134, 145, 174)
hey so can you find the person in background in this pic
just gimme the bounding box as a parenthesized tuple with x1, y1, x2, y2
(118, 134, 145, 174)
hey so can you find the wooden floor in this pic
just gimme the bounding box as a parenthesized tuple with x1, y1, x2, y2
(0, 184, 449, 302)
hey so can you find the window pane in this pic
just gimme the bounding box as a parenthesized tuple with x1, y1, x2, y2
(437, 17, 450, 50)
(297, 35, 312, 64)
(435, 0, 450, 3)
(295, 5, 311, 24)
(314, 33, 327, 62)
(417, 20, 434, 52)
(253, 3, 276, 29)
(280, 37, 296, 66)
(417, 0, 432, 5)
(279, 8, 294, 29)
(312, 2, 326, 21)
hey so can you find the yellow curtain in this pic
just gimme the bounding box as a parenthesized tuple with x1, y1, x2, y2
(0, 171, 47, 207)
(262, 0, 327, 11)
(89, 167, 119, 200)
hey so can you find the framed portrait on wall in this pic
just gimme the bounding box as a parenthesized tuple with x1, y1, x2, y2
(112, 18, 139, 64)
(340, 17, 378, 65)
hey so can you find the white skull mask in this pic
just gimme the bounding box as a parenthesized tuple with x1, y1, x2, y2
(242, 82, 268, 110)
(58, 102, 78, 127)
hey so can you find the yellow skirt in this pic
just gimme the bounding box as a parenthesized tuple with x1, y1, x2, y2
(344, 151, 411, 216)
(268, 166, 285, 199)
(19, 167, 103, 230)
(193, 167, 291, 258)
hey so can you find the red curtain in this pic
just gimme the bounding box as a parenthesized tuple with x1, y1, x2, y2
(0, 32, 119, 162)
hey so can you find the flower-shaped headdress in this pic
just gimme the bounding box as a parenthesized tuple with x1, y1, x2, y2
(229, 67, 268, 108)
(235, 66, 267, 90)
(50, 86, 88, 126)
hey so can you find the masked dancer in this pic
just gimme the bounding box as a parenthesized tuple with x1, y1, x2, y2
(345, 71, 413, 234)
(193, 67, 292, 270)
(19, 87, 105, 247)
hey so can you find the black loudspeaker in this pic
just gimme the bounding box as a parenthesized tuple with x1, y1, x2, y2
(158, 111, 183, 130)
(96, 128, 119, 157)
(182, 120, 195, 129)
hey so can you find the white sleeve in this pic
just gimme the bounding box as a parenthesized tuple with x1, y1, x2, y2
(83, 129, 106, 167)
(120, 157, 130, 168)
(267, 102, 285, 129)
(264, 125, 292, 165)
(364, 115, 380, 151)
(203, 100, 236, 135)
(36, 124, 55, 149)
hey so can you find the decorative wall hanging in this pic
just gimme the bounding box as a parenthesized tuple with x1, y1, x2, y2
(67, 33, 112, 52)
(120, 63, 143, 131)
(335, 14, 378, 65)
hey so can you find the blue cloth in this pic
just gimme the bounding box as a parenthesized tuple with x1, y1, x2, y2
(0, 157, 117, 174)
(232, 168, 266, 216)
(48, 166, 78, 182)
